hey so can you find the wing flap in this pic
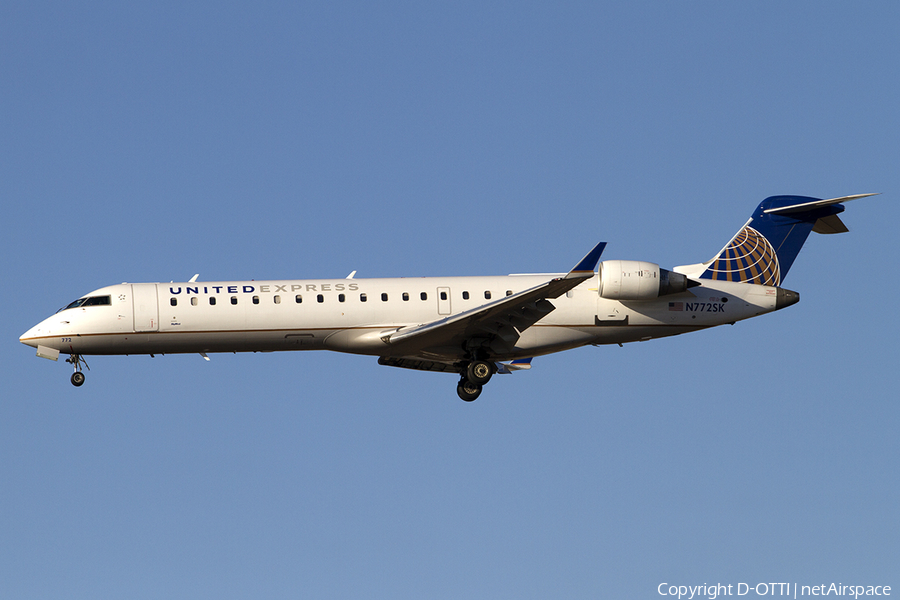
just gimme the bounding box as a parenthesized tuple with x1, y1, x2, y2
(377, 356, 459, 373)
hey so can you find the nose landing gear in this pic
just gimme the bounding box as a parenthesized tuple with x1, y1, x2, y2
(66, 354, 90, 387)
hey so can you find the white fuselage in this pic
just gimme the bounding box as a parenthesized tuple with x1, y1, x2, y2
(20, 273, 788, 362)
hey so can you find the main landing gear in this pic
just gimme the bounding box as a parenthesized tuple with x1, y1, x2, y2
(456, 360, 494, 402)
(66, 354, 89, 387)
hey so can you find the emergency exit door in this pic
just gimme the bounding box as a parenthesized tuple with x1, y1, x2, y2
(437, 287, 451, 315)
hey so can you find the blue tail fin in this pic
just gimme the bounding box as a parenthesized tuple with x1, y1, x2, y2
(696, 194, 876, 285)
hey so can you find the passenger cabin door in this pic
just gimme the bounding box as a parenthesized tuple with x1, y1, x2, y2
(132, 284, 159, 332)
(437, 287, 451, 315)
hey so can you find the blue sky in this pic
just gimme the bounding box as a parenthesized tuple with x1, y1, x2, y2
(2, 2, 898, 598)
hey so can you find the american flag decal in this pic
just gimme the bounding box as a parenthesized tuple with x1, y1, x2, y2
(669, 302, 683, 311)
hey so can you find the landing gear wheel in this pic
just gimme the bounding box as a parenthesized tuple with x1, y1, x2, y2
(457, 379, 482, 402)
(66, 354, 89, 387)
(466, 360, 494, 386)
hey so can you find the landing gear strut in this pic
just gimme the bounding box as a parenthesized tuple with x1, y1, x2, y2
(66, 354, 89, 387)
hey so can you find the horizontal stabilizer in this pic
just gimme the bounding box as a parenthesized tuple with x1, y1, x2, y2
(763, 193, 878, 215)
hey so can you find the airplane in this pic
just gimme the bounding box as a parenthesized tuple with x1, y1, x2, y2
(20, 193, 877, 401)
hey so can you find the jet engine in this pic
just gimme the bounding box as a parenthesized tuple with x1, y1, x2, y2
(598, 260, 691, 300)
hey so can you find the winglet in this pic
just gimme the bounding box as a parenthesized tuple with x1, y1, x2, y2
(565, 242, 606, 279)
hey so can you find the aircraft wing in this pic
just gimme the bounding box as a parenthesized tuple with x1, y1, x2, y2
(381, 242, 606, 357)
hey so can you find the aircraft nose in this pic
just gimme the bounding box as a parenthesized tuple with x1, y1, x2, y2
(20, 329, 37, 348)
(19, 323, 43, 348)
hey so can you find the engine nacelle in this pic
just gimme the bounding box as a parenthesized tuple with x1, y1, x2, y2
(599, 260, 690, 300)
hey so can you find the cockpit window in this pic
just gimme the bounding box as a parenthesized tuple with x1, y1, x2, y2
(59, 295, 111, 312)
(82, 296, 111, 306)
(62, 298, 87, 311)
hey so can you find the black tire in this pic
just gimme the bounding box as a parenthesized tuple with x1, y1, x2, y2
(71, 372, 85, 387)
(466, 360, 493, 386)
(457, 379, 482, 402)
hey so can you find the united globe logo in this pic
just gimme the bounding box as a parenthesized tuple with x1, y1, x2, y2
(704, 226, 780, 285)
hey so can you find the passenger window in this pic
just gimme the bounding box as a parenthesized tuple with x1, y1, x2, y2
(506, 290, 513, 296)
(463, 291, 469, 300)
(210, 297, 216, 306)
(231, 296, 238, 305)
(274, 295, 281, 304)
(170, 298, 177, 306)
(252, 296, 259, 305)
(191, 297, 198, 306)
(295, 295, 302, 303)
(381, 293, 388, 302)
(317, 294, 324, 303)
(360, 293, 367, 302)
(484, 291, 491, 299)
(338, 294, 345, 302)
(420, 292, 427, 301)
(402, 292, 409, 301)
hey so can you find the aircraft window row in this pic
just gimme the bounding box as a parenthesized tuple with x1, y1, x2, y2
(60, 295, 112, 311)
(459, 290, 511, 300)
(168, 289, 517, 307)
